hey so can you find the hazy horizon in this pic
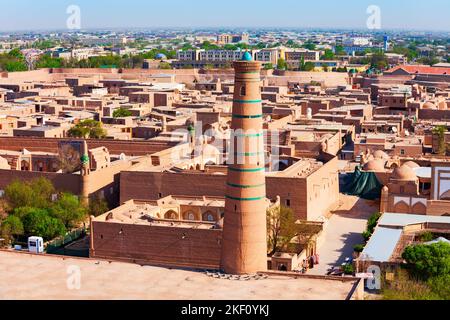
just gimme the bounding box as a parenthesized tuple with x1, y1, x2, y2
(1, 0, 450, 33)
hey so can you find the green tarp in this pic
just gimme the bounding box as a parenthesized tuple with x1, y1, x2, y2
(341, 167, 383, 200)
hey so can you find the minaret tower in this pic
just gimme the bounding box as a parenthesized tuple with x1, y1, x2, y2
(221, 52, 267, 275)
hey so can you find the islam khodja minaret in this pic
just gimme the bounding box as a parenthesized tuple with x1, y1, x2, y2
(221, 52, 267, 275)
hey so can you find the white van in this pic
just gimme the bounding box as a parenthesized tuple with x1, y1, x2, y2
(28, 236, 44, 254)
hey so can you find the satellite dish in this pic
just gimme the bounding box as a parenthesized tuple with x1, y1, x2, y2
(404, 130, 410, 137)
(119, 153, 126, 160)
(391, 127, 398, 133)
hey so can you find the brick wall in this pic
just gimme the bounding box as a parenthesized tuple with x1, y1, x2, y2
(91, 221, 222, 269)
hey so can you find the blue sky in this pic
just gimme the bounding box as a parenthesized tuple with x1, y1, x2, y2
(0, 0, 449, 32)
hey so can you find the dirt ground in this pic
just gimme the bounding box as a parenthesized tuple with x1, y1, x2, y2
(0, 250, 358, 300)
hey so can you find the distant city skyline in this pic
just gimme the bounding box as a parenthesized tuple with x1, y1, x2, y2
(1, 0, 450, 32)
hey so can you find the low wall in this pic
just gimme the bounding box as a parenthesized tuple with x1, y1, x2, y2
(91, 220, 222, 269)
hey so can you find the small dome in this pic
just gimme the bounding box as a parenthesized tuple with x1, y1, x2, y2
(392, 165, 417, 181)
(155, 53, 167, 60)
(241, 51, 253, 61)
(363, 159, 385, 172)
(423, 101, 437, 110)
(404, 161, 420, 169)
(373, 150, 389, 160)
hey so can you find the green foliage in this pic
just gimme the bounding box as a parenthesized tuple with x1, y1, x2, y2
(50, 193, 87, 229)
(402, 242, 450, 279)
(367, 212, 382, 234)
(382, 269, 441, 300)
(342, 264, 354, 275)
(267, 206, 298, 255)
(200, 41, 220, 51)
(353, 244, 365, 253)
(277, 58, 287, 70)
(321, 49, 335, 61)
(113, 107, 132, 118)
(22, 208, 66, 241)
(419, 231, 434, 242)
(5, 178, 55, 209)
(263, 63, 274, 70)
(334, 45, 346, 56)
(427, 274, 450, 300)
(89, 195, 109, 217)
(36, 54, 63, 68)
(159, 62, 172, 69)
(432, 125, 447, 155)
(0, 215, 24, 242)
(0, 178, 89, 242)
(370, 51, 389, 71)
(68, 119, 107, 139)
(302, 42, 316, 50)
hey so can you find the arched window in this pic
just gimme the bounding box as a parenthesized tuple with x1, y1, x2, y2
(240, 85, 246, 96)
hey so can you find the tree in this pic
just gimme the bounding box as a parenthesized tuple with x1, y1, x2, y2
(22, 208, 66, 241)
(402, 242, 450, 279)
(36, 55, 63, 68)
(432, 125, 447, 155)
(303, 42, 316, 50)
(159, 62, 172, 69)
(263, 63, 274, 70)
(370, 51, 389, 71)
(277, 58, 287, 70)
(266, 206, 299, 255)
(50, 193, 87, 228)
(5, 178, 55, 209)
(302, 62, 315, 72)
(113, 108, 132, 118)
(0, 215, 24, 243)
(89, 195, 109, 217)
(68, 120, 107, 139)
(321, 49, 335, 61)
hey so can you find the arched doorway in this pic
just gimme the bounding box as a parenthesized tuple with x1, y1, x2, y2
(164, 210, 178, 220)
(202, 211, 216, 222)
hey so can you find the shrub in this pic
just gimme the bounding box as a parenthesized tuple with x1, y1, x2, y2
(22, 208, 66, 241)
(342, 264, 354, 275)
(354, 244, 365, 253)
(402, 242, 450, 279)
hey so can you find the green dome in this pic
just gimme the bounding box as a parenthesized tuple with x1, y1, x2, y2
(241, 51, 253, 61)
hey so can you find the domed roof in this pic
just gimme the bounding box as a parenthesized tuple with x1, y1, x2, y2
(423, 101, 437, 110)
(241, 51, 253, 61)
(392, 165, 417, 181)
(404, 161, 420, 169)
(363, 159, 385, 172)
(373, 150, 389, 160)
(155, 53, 167, 60)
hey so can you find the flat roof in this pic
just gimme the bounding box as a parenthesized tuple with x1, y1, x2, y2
(361, 213, 450, 262)
(0, 251, 358, 300)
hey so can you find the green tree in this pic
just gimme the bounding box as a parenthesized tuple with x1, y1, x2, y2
(36, 55, 63, 68)
(5, 178, 55, 209)
(432, 125, 447, 155)
(267, 206, 298, 255)
(402, 242, 450, 279)
(370, 51, 389, 71)
(302, 62, 315, 72)
(113, 108, 132, 118)
(159, 62, 172, 69)
(50, 193, 87, 228)
(89, 195, 109, 217)
(303, 42, 316, 50)
(277, 58, 287, 70)
(22, 208, 66, 241)
(68, 120, 107, 139)
(0, 215, 24, 243)
(321, 49, 335, 61)
(263, 63, 274, 70)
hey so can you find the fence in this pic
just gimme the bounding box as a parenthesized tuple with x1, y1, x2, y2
(46, 227, 89, 257)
